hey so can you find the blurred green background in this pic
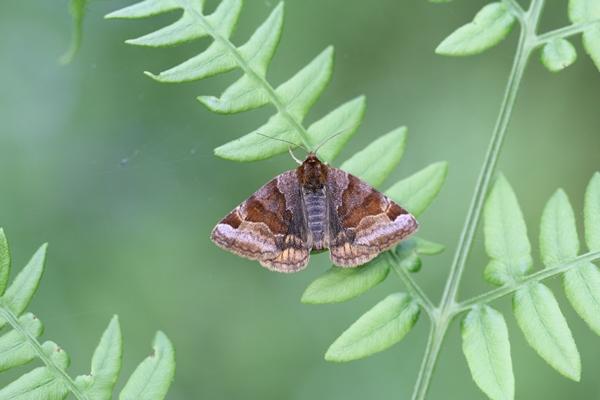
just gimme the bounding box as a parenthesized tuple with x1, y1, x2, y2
(1, 0, 599, 398)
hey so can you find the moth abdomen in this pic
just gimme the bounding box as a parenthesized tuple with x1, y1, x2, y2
(303, 188, 328, 250)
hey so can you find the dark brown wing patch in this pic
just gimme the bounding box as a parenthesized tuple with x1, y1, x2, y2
(326, 169, 418, 267)
(211, 171, 309, 273)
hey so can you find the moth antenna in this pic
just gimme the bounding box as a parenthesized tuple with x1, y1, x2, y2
(288, 146, 302, 165)
(313, 128, 348, 156)
(255, 132, 308, 151)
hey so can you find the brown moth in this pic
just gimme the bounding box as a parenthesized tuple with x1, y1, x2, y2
(211, 152, 418, 272)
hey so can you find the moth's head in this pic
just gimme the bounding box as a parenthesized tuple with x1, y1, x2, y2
(299, 153, 327, 190)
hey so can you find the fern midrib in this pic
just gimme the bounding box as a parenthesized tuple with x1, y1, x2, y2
(181, 0, 315, 148)
(0, 303, 89, 400)
(571, 266, 600, 311)
(455, 250, 600, 313)
(2, 338, 29, 355)
(9, 373, 55, 396)
(133, 350, 164, 398)
(333, 299, 415, 354)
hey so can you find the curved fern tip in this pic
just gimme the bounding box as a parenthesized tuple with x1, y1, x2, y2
(110, 314, 121, 325)
(495, 171, 508, 182)
(153, 330, 175, 356)
(323, 349, 339, 362)
(434, 44, 446, 55)
(144, 71, 160, 81)
(300, 291, 318, 304)
(104, 11, 118, 19)
(197, 95, 217, 109)
(125, 38, 148, 47)
(273, 1, 285, 13)
(553, 187, 568, 197)
(394, 126, 408, 137)
(434, 160, 449, 174)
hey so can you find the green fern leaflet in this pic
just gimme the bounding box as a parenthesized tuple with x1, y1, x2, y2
(0, 229, 175, 400)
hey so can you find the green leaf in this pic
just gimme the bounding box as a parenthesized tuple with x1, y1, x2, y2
(413, 237, 445, 255)
(0, 228, 10, 296)
(61, 0, 88, 64)
(462, 306, 514, 400)
(436, 3, 516, 56)
(325, 293, 420, 362)
(110, 1, 356, 163)
(275, 46, 334, 121)
(564, 263, 600, 336)
(385, 162, 448, 217)
(198, 71, 268, 111)
(541, 39, 577, 72)
(143, 0, 244, 78)
(540, 189, 579, 266)
(301, 255, 390, 304)
(214, 114, 294, 161)
(237, 2, 283, 75)
(307, 96, 366, 162)
(0, 313, 43, 372)
(120, 331, 175, 400)
(569, 0, 600, 22)
(513, 283, 580, 381)
(105, 0, 179, 19)
(301, 234, 443, 304)
(197, 3, 284, 110)
(556, 173, 600, 335)
(584, 172, 600, 251)
(129, 0, 240, 47)
(394, 240, 422, 273)
(483, 175, 532, 286)
(0, 244, 47, 329)
(0, 341, 70, 399)
(569, 0, 600, 71)
(213, 47, 334, 161)
(582, 27, 600, 71)
(76, 316, 123, 399)
(539, 189, 600, 335)
(340, 127, 407, 187)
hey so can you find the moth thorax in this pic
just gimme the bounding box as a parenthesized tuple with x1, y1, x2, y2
(299, 157, 327, 191)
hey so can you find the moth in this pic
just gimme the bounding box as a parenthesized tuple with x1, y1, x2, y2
(211, 141, 419, 273)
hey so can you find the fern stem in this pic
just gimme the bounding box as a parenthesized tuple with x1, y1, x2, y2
(535, 20, 600, 47)
(454, 251, 600, 314)
(388, 253, 436, 317)
(527, 0, 545, 30)
(181, 1, 316, 149)
(411, 320, 446, 400)
(438, 25, 530, 328)
(0, 303, 89, 400)
(503, 0, 525, 20)
(410, 0, 548, 397)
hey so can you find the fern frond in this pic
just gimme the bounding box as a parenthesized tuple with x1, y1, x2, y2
(458, 172, 600, 399)
(107, 0, 373, 162)
(0, 228, 175, 400)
